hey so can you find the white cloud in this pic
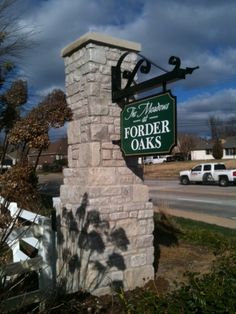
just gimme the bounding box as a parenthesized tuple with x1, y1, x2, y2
(8, 0, 236, 136)
(178, 88, 236, 135)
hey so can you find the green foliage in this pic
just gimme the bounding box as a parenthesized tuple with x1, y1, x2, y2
(170, 215, 236, 251)
(114, 215, 236, 314)
(158, 251, 236, 313)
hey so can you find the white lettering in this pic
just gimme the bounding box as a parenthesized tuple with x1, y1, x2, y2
(125, 120, 170, 140)
(139, 138, 145, 150)
(153, 121, 161, 134)
(131, 139, 139, 150)
(146, 137, 155, 149)
(137, 124, 145, 137)
(130, 126, 138, 138)
(145, 123, 153, 136)
(137, 102, 170, 120)
(124, 127, 130, 139)
(125, 99, 171, 122)
(130, 136, 162, 151)
(155, 136, 161, 148)
(161, 120, 170, 133)
(125, 107, 137, 120)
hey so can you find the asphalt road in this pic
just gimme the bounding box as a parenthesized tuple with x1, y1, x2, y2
(146, 179, 236, 220)
(38, 173, 236, 222)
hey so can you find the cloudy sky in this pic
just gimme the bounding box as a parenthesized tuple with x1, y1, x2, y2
(9, 0, 236, 139)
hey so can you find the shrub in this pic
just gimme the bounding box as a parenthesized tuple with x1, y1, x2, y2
(212, 139, 223, 159)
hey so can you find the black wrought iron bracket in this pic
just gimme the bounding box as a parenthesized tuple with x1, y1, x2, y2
(111, 52, 199, 103)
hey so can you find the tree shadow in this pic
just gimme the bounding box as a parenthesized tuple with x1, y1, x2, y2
(153, 213, 182, 273)
(124, 155, 144, 180)
(57, 193, 129, 293)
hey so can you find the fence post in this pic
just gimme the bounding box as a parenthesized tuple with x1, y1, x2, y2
(37, 217, 56, 296)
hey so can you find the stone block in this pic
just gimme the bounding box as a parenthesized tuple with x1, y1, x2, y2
(146, 219, 154, 234)
(110, 107, 121, 117)
(109, 134, 120, 141)
(77, 143, 89, 167)
(129, 211, 138, 218)
(132, 185, 149, 202)
(115, 218, 145, 237)
(73, 106, 89, 119)
(138, 210, 153, 219)
(89, 104, 109, 116)
(80, 62, 98, 75)
(89, 196, 111, 206)
(123, 203, 146, 211)
(134, 235, 153, 249)
(80, 131, 89, 143)
(108, 124, 115, 134)
(146, 252, 154, 265)
(101, 149, 111, 159)
(113, 150, 123, 160)
(76, 142, 100, 167)
(67, 120, 81, 145)
(101, 116, 114, 124)
(101, 75, 110, 84)
(90, 124, 108, 141)
(130, 253, 146, 267)
(109, 212, 128, 220)
(102, 142, 115, 149)
(119, 175, 134, 184)
(110, 270, 124, 282)
(63, 168, 75, 178)
(88, 167, 116, 185)
(60, 185, 83, 204)
(100, 186, 122, 196)
(90, 142, 101, 166)
(124, 265, 154, 290)
(86, 82, 100, 96)
(89, 46, 107, 64)
(106, 50, 121, 61)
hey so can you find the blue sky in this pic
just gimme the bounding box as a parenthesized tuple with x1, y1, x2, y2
(9, 0, 236, 139)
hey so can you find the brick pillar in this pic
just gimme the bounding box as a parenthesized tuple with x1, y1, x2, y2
(56, 32, 154, 295)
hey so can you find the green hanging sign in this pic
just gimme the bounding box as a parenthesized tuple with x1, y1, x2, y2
(120, 91, 177, 156)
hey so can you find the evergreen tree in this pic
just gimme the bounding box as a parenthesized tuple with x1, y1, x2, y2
(212, 139, 223, 159)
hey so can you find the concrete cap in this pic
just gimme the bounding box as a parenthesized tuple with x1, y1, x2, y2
(61, 32, 141, 57)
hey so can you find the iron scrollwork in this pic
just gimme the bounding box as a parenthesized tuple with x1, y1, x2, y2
(111, 52, 199, 103)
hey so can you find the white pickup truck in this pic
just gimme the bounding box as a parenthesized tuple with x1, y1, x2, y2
(179, 163, 236, 187)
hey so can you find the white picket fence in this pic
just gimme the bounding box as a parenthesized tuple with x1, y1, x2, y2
(0, 199, 56, 312)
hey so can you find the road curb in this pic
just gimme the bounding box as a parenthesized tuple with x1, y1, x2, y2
(154, 207, 236, 230)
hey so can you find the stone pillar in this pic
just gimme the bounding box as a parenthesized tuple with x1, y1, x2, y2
(56, 32, 154, 295)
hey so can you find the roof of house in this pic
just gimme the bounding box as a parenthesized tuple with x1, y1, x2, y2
(193, 138, 212, 150)
(222, 136, 236, 148)
(193, 136, 236, 151)
(28, 138, 68, 157)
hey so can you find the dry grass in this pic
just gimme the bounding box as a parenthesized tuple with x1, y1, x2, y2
(144, 159, 236, 179)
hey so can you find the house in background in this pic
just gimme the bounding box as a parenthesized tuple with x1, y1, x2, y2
(191, 136, 236, 160)
(5, 152, 18, 166)
(28, 138, 68, 168)
(0, 148, 19, 166)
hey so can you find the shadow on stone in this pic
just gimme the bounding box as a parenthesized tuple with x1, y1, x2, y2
(124, 155, 144, 180)
(57, 193, 130, 293)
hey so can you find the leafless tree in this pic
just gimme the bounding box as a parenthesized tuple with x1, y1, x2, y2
(209, 115, 236, 140)
(0, 0, 34, 85)
(178, 133, 198, 160)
